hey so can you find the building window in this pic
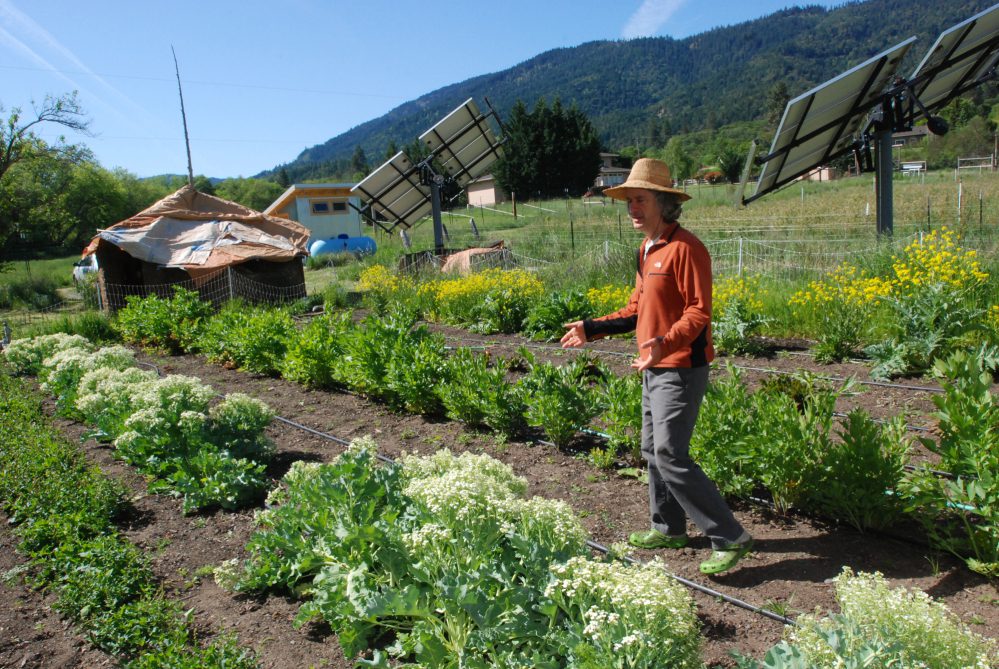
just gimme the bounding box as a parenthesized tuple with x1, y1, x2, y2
(310, 199, 348, 215)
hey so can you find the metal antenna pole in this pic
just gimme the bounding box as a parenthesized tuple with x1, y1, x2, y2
(171, 46, 195, 187)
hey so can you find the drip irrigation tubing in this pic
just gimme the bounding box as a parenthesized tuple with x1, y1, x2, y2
(434, 333, 946, 395)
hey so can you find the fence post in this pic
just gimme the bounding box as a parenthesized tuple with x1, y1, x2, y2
(979, 190, 983, 232)
(737, 237, 744, 277)
(227, 266, 235, 302)
(617, 211, 622, 241)
(958, 180, 963, 226)
(512, 191, 517, 219)
(570, 214, 575, 257)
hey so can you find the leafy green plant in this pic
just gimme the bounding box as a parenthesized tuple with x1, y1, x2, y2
(114, 287, 212, 354)
(598, 371, 642, 463)
(439, 348, 527, 437)
(468, 287, 535, 334)
(126, 633, 259, 669)
(812, 299, 867, 363)
(49, 534, 156, 625)
(522, 359, 602, 449)
(808, 410, 910, 531)
(198, 302, 296, 375)
(385, 328, 450, 415)
(751, 374, 844, 514)
(0, 374, 258, 667)
(866, 282, 986, 378)
(690, 365, 758, 498)
(281, 310, 352, 389)
(336, 310, 417, 402)
(522, 288, 593, 341)
(86, 595, 190, 657)
(167, 449, 269, 514)
(713, 294, 768, 356)
(900, 351, 999, 575)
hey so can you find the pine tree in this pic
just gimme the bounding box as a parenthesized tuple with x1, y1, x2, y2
(493, 98, 602, 199)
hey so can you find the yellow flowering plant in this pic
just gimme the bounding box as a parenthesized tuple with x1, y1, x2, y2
(866, 227, 991, 378)
(712, 274, 769, 356)
(357, 264, 415, 313)
(789, 263, 891, 363)
(586, 284, 632, 315)
(419, 268, 544, 333)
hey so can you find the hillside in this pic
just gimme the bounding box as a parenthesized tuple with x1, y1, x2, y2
(267, 0, 995, 181)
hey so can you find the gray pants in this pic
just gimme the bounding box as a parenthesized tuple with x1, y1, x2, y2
(642, 366, 745, 549)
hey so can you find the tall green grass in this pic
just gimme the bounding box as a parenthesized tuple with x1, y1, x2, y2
(0, 255, 77, 309)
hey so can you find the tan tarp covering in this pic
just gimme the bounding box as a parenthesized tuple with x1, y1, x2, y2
(440, 240, 509, 274)
(84, 185, 310, 276)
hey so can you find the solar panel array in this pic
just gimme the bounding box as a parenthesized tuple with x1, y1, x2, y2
(910, 4, 999, 114)
(746, 38, 916, 203)
(352, 98, 503, 232)
(745, 3, 999, 205)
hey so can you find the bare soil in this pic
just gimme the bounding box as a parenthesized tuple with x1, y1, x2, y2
(2, 328, 997, 668)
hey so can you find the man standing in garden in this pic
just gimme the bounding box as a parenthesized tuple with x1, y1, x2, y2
(561, 158, 752, 575)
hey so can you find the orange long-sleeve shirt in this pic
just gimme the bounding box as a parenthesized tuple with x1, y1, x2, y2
(583, 222, 714, 368)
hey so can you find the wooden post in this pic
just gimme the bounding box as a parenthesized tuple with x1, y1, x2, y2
(512, 191, 517, 219)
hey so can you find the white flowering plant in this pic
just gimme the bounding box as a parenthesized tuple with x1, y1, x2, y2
(233, 443, 688, 667)
(111, 375, 217, 471)
(735, 567, 997, 668)
(76, 367, 159, 441)
(543, 556, 702, 669)
(2, 333, 92, 375)
(40, 345, 137, 417)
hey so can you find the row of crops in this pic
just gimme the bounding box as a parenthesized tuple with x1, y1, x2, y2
(0, 371, 257, 667)
(53, 274, 998, 581)
(3, 336, 996, 667)
(353, 225, 999, 380)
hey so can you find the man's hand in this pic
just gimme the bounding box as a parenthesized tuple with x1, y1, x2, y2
(561, 320, 587, 348)
(632, 336, 664, 370)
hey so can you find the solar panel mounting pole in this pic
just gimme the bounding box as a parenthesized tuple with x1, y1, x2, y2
(874, 117, 894, 237)
(420, 162, 446, 255)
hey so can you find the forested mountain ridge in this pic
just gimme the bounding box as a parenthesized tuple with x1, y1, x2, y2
(267, 0, 995, 181)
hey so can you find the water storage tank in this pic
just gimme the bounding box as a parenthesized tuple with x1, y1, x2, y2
(309, 235, 377, 257)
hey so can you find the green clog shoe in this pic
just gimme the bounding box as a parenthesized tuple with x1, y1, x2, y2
(699, 540, 753, 575)
(628, 529, 689, 549)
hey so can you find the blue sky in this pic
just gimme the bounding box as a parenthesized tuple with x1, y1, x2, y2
(1, 0, 845, 179)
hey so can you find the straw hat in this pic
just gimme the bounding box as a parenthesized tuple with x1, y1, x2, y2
(603, 158, 691, 202)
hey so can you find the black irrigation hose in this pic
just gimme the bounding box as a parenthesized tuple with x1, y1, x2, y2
(436, 334, 946, 395)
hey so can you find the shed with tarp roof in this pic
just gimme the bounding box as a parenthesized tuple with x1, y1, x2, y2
(82, 185, 311, 312)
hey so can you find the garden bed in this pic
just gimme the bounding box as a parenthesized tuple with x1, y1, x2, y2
(2, 328, 995, 668)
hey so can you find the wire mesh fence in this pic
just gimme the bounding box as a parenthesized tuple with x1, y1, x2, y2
(99, 266, 307, 313)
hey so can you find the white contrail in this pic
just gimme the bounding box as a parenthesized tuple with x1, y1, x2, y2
(0, 23, 79, 90)
(621, 0, 687, 39)
(0, 0, 147, 118)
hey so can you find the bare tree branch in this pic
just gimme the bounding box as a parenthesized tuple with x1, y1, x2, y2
(0, 91, 91, 182)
